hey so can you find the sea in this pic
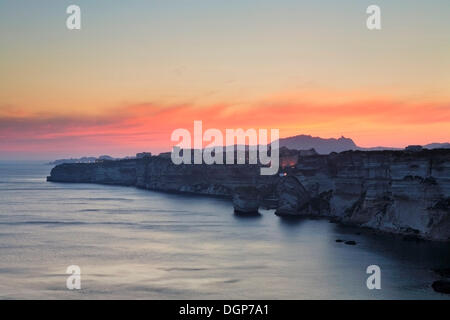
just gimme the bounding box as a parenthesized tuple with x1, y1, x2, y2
(0, 161, 449, 299)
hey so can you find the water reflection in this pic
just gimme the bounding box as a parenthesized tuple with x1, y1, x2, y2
(0, 161, 449, 299)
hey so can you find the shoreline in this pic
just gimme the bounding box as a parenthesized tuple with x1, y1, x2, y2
(47, 148, 450, 241)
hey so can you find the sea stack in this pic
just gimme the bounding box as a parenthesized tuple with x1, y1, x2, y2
(232, 186, 261, 215)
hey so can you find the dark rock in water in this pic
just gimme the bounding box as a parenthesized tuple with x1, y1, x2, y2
(335, 239, 344, 243)
(433, 268, 450, 278)
(232, 186, 260, 215)
(344, 240, 357, 245)
(432, 280, 450, 294)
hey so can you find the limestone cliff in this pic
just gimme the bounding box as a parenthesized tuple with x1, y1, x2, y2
(47, 149, 450, 240)
(276, 149, 450, 240)
(48, 156, 278, 198)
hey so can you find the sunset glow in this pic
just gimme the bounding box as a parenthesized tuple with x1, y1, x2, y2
(1, 0, 449, 159)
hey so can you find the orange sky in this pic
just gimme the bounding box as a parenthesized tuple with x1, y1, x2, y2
(1, 90, 449, 159)
(1, 1, 449, 159)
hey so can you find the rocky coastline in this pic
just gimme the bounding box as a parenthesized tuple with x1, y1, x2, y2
(47, 148, 450, 241)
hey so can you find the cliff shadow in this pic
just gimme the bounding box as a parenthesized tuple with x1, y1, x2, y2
(233, 211, 263, 219)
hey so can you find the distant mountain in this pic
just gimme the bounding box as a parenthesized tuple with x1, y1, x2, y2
(279, 135, 358, 154)
(278, 134, 450, 154)
(423, 143, 450, 149)
(47, 139, 450, 164)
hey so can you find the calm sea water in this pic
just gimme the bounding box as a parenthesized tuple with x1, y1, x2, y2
(0, 161, 449, 299)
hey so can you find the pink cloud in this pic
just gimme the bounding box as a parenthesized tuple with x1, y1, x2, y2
(1, 97, 449, 159)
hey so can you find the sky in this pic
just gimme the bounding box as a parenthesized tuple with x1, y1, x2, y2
(1, 0, 449, 160)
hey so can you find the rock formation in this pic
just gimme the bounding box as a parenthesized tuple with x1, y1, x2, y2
(232, 186, 261, 215)
(275, 149, 450, 240)
(47, 149, 450, 241)
(48, 156, 278, 197)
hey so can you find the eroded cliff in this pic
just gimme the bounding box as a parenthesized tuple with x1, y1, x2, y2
(276, 149, 450, 240)
(47, 149, 450, 240)
(48, 156, 278, 197)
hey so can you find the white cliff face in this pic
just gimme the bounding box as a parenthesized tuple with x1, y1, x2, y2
(136, 157, 278, 197)
(47, 149, 450, 241)
(49, 157, 278, 198)
(278, 150, 450, 240)
(360, 157, 450, 240)
(47, 160, 137, 185)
